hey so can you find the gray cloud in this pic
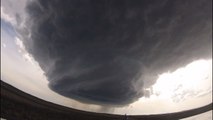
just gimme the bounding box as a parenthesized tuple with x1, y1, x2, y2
(20, 0, 212, 105)
(1, 0, 27, 26)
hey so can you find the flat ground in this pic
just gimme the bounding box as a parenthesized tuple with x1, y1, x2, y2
(1, 80, 212, 120)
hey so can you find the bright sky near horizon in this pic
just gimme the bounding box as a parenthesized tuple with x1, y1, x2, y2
(1, 0, 212, 118)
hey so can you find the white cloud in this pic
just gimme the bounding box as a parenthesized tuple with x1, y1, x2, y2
(15, 37, 24, 49)
(1, 7, 16, 25)
(1, 0, 28, 27)
(15, 37, 36, 65)
(152, 59, 212, 102)
(1, 43, 7, 48)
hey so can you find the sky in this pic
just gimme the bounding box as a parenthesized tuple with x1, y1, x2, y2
(1, 0, 212, 117)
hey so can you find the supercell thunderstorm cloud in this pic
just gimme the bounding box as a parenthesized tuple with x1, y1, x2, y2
(19, 0, 212, 105)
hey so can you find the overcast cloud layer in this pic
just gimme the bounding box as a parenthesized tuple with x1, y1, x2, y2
(19, 0, 212, 105)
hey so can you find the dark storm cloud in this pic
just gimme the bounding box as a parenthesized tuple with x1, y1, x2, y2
(21, 0, 212, 105)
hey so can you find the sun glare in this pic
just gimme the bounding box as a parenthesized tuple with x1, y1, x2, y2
(152, 59, 212, 99)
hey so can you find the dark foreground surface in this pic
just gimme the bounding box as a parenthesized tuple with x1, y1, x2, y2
(1, 80, 212, 120)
